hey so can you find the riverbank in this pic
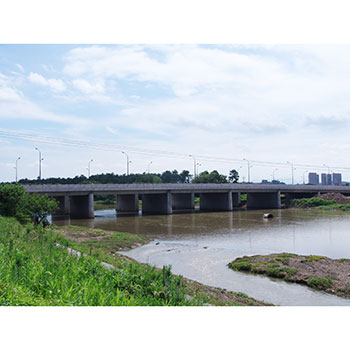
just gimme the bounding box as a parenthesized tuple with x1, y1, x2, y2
(0, 216, 269, 306)
(53, 224, 270, 305)
(228, 253, 350, 298)
(290, 193, 350, 211)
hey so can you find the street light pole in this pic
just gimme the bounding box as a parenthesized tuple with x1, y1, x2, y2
(148, 161, 152, 174)
(196, 162, 202, 175)
(272, 168, 278, 181)
(35, 148, 43, 180)
(287, 161, 294, 185)
(243, 158, 251, 183)
(15, 157, 21, 182)
(189, 154, 196, 178)
(87, 159, 93, 178)
(122, 151, 130, 175)
(303, 171, 308, 185)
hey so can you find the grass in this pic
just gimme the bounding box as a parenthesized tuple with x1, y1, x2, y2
(0, 216, 267, 306)
(307, 277, 333, 290)
(0, 216, 199, 306)
(290, 198, 350, 211)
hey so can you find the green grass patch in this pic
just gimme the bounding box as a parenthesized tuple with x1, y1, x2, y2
(301, 255, 326, 263)
(0, 216, 200, 306)
(307, 276, 333, 290)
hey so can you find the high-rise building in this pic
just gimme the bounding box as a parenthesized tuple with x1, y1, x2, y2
(327, 174, 332, 185)
(332, 173, 342, 186)
(308, 172, 319, 185)
(321, 173, 327, 186)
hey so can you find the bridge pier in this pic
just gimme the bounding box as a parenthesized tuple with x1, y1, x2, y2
(142, 192, 172, 214)
(116, 194, 139, 212)
(70, 193, 95, 219)
(200, 191, 233, 211)
(247, 191, 281, 209)
(172, 193, 195, 210)
(232, 192, 241, 207)
(52, 195, 71, 218)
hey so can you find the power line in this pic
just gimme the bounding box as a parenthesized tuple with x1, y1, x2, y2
(1, 129, 350, 171)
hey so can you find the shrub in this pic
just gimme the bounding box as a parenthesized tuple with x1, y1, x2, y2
(0, 184, 58, 225)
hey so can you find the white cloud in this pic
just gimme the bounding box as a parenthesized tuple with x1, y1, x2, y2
(28, 72, 66, 92)
(16, 63, 24, 72)
(72, 78, 105, 94)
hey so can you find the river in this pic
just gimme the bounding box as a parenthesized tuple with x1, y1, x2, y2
(53, 208, 350, 306)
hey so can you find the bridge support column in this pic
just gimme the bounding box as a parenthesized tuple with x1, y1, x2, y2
(70, 193, 95, 219)
(247, 191, 281, 209)
(52, 195, 71, 218)
(200, 191, 233, 211)
(172, 193, 195, 210)
(142, 192, 172, 215)
(232, 192, 241, 207)
(116, 194, 139, 212)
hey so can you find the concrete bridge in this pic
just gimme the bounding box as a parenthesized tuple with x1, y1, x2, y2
(24, 183, 350, 219)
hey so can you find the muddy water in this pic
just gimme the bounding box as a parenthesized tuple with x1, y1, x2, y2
(53, 209, 350, 306)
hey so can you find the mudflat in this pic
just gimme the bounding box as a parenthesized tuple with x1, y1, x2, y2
(228, 253, 350, 298)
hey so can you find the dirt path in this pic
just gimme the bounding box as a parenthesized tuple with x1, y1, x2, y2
(229, 253, 350, 298)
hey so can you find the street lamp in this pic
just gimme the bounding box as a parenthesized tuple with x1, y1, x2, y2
(147, 161, 153, 174)
(196, 162, 202, 175)
(87, 159, 93, 178)
(35, 148, 43, 180)
(303, 171, 308, 185)
(14, 157, 21, 182)
(323, 164, 331, 174)
(243, 158, 251, 183)
(189, 154, 196, 178)
(287, 161, 296, 185)
(122, 151, 131, 175)
(272, 168, 278, 181)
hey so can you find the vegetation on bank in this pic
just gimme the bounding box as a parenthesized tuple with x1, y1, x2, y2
(0, 184, 58, 225)
(290, 198, 350, 211)
(0, 183, 269, 306)
(228, 253, 350, 298)
(0, 216, 268, 306)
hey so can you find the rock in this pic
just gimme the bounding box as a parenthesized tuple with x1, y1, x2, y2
(263, 213, 274, 219)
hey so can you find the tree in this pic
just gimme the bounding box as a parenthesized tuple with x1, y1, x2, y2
(28, 193, 58, 226)
(0, 184, 58, 225)
(228, 169, 239, 183)
(192, 170, 228, 184)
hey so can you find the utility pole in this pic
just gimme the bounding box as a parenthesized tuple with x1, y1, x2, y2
(15, 157, 21, 182)
(35, 148, 43, 180)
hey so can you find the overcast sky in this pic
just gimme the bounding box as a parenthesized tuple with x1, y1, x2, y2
(1, 44, 350, 183)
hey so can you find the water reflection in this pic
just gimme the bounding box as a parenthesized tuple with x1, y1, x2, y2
(53, 208, 350, 306)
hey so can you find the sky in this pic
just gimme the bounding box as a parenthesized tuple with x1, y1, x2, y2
(1, 44, 350, 183)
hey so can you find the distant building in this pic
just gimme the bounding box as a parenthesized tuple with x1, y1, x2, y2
(308, 172, 319, 185)
(321, 173, 327, 186)
(327, 174, 332, 185)
(333, 173, 342, 186)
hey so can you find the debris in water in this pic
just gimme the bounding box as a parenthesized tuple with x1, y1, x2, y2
(263, 213, 274, 219)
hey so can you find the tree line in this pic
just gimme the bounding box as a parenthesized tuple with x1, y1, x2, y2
(16, 169, 239, 185)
